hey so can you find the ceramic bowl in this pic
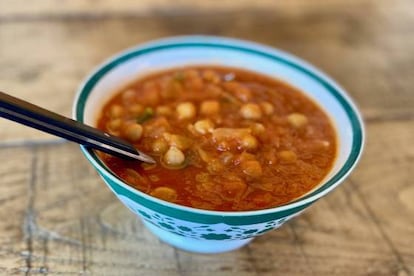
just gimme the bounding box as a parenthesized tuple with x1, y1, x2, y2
(73, 36, 364, 254)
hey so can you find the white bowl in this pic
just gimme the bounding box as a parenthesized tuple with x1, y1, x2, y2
(73, 36, 365, 254)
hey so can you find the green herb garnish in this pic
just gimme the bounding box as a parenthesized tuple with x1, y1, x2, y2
(136, 107, 154, 124)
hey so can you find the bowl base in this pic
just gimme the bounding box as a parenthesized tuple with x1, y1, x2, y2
(143, 220, 253, 254)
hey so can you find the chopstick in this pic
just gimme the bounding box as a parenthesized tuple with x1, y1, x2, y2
(0, 91, 155, 164)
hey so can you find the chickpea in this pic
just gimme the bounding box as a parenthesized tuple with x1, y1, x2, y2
(128, 104, 144, 117)
(142, 84, 161, 106)
(202, 70, 220, 84)
(122, 89, 136, 104)
(106, 118, 122, 132)
(200, 100, 220, 115)
(240, 103, 262, 120)
(241, 160, 263, 178)
(205, 84, 223, 96)
(250, 123, 265, 136)
(176, 102, 196, 120)
(164, 146, 185, 166)
(241, 134, 258, 151)
(161, 79, 177, 99)
(124, 123, 143, 142)
(187, 76, 203, 91)
(278, 150, 297, 163)
(152, 138, 168, 154)
(108, 105, 124, 119)
(194, 119, 215, 135)
(163, 133, 192, 150)
(186, 124, 198, 136)
(237, 152, 256, 163)
(184, 69, 199, 79)
(151, 187, 177, 202)
(156, 105, 172, 116)
(260, 101, 274, 115)
(106, 129, 119, 136)
(287, 113, 308, 128)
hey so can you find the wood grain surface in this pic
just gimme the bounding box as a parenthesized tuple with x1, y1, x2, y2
(0, 0, 413, 275)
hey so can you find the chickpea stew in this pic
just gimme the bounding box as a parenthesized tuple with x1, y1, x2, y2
(97, 67, 337, 211)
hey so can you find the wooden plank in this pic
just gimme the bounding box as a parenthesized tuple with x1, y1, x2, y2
(0, 0, 413, 274)
(0, 139, 409, 275)
(0, 0, 413, 141)
(0, 0, 375, 19)
(349, 121, 414, 275)
(13, 143, 183, 275)
(0, 147, 32, 274)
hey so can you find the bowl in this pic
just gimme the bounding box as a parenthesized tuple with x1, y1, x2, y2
(73, 36, 364, 254)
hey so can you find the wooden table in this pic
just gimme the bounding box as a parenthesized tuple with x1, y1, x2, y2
(1, 0, 413, 275)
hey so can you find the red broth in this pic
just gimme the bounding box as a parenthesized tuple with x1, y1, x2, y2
(97, 67, 337, 211)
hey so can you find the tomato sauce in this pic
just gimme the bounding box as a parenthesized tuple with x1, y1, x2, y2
(97, 67, 337, 211)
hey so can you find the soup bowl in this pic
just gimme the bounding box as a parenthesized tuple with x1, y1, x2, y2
(73, 36, 364, 254)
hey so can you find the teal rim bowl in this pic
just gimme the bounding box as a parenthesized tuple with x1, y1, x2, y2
(73, 36, 365, 253)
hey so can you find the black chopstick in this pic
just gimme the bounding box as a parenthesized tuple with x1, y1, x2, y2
(0, 91, 155, 163)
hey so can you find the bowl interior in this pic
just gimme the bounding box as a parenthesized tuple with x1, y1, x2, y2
(75, 37, 364, 212)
